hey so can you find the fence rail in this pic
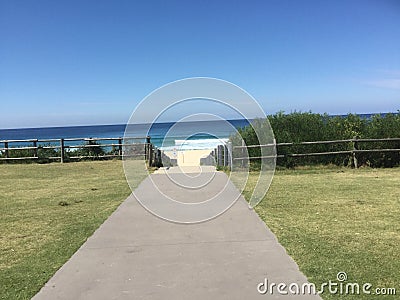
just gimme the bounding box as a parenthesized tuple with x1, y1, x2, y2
(1, 136, 399, 168)
(0, 136, 149, 163)
(231, 137, 400, 168)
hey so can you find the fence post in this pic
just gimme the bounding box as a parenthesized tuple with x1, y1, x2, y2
(60, 139, 65, 163)
(213, 148, 217, 166)
(145, 136, 151, 162)
(4, 141, 9, 158)
(223, 144, 228, 167)
(153, 148, 158, 167)
(149, 144, 154, 167)
(118, 138, 122, 157)
(241, 139, 246, 168)
(156, 149, 162, 167)
(227, 141, 232, 167)
(33, 140, 38, 158)
(352, 136, 358, 169)
(217, 145, 223, 167)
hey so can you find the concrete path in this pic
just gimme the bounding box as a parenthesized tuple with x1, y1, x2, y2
(33, 167, 321, 299)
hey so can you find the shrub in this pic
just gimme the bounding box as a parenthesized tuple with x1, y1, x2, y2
(230, 111, 399, 168)
(71, 139, 106, 158)
(37, 144, 59, 163)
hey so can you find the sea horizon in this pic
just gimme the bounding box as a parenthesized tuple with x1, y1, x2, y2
(1, 111, 398, 131)
(0, 112, 398, 150)
(0, 119, 251, 150)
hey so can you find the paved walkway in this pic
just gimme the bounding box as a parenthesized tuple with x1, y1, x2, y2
(33, 167, 321, 299)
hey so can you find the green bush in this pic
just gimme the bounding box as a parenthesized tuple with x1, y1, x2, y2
(357, 113, 400, 167)
(0, 146, 35, 164)
(69, 139, 106, 159)
(0, 139, 119, 164)
(37, 144, 59, 163)
(231, 111, 400, 168)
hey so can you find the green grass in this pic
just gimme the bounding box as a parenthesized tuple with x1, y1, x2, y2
(244, 166, 400, 299)
(1, 162, 399, 299)
(0, 160, 144, 300)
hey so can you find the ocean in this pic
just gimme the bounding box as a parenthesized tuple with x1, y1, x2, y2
(0, 119, 251, 150)
(1, 112, 397, 150)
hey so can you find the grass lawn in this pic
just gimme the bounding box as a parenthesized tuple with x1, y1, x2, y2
(0, 161, 139, 300)
(244, 166, 400, 299)
(1, 162, 399, 299)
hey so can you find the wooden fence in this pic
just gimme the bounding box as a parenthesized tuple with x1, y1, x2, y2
(0, 136, 150, 163)
(213, 143, 233, 167)
(231, 137, 400, 168)
(1, 136, 399, 168)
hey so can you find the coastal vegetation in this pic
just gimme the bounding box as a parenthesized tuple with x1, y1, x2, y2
(236, 111, 400, 168)
(2, 111, 399, 168)
(0, 140, 112, 164)
(1, 112, 399, 168)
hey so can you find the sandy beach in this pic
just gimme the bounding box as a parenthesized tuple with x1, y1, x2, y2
(163, 149, 214, 166)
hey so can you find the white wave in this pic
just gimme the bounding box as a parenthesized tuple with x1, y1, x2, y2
(160, 138, 228, 150)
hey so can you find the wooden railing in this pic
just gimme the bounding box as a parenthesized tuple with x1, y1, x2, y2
(0, 137, 148, 163)
(231, 137, 400, 168)
(1, 136, 399, 168)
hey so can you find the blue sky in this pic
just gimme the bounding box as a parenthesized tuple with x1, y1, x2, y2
(1, 0, 399, 128)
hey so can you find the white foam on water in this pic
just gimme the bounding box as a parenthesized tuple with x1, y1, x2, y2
(160, 138, 228, 151)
